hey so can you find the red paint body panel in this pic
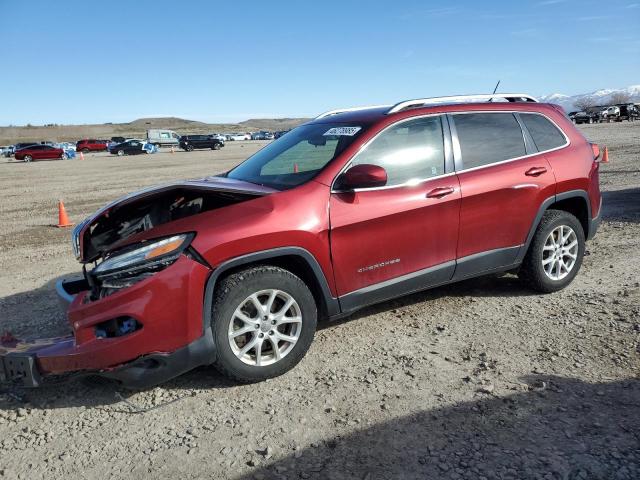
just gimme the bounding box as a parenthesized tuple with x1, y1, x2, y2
(329, 176, 460, 295)
(35, 256, 209, 374)
(456, 155, 556, 258)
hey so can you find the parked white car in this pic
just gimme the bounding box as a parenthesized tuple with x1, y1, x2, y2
(228, 133, 250, 141)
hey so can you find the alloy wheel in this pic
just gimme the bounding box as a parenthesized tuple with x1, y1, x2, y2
(228, 289, 302, 367)
(542, 225, 578, 281)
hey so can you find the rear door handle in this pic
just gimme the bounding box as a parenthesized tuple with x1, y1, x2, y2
(525, 166, 547, 177)
(426, 187, 455, 198)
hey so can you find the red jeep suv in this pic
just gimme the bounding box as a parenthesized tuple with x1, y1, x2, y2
(1, 94, 602, 388)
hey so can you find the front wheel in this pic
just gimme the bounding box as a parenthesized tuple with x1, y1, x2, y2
(61, 153, 68, 160)
(24, 155, 33, 162)
(82, 148, 90, 153)
(117, 149, 125, 156)
(212, 266, 317, 382)
(212, 143, 221, 150)
(519, 210, 585, 293)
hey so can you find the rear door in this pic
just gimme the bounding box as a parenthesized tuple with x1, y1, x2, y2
(329, 115, 460, 306)
(450, 111, 557, 278)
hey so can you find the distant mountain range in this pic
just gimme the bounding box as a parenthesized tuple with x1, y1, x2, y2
(539, 85, 640, 112)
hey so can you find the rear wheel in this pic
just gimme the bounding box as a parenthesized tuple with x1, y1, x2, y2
(24, 155, 32, 162)
(82, 148, 90, 153)
(212, 143, 221, 150)
(186, 145, 194, 152)
(60, 153, 68, 160)
(212, 266, 317, 382)
(117, 149, 125, 156)
(519, 210, 585, 293)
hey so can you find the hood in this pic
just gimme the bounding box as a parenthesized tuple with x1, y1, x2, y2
(73, 176, 277, 263)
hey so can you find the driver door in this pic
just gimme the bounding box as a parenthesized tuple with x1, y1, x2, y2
(329, 115, 460, 307)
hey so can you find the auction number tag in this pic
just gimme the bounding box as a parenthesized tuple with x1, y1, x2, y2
(323, 126, 361, 136)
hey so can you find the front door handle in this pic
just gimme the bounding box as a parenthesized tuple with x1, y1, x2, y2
(525, 166, 547, 177)
(426, 187, 455, 198)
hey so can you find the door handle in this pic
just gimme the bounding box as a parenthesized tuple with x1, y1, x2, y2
(426, 187, 455, 198)
(525, 166, 547, 177)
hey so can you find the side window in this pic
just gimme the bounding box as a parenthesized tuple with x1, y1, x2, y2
(351, 116, 445, 186)
(160, 132, 170, 139)
(520, 113, 566, 152)
(454, 113, 526, 170)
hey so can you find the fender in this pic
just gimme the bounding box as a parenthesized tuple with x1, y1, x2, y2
(202, 247, 340, 332)
(515, 189, 593, 264)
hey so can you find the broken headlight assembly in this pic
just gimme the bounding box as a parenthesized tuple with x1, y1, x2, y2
(90, 233, 194, 299)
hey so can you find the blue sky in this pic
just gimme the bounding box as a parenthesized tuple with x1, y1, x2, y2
(1, 0, 638, 125)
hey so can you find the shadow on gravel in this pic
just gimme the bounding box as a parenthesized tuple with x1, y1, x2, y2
(601, 187, 640, 223)
(236, 375, 640, 480)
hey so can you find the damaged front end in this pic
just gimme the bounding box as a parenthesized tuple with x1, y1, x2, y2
(1, 177, 275, 388)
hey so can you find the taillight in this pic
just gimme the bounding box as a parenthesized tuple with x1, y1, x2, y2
(590, 143, 600, 161)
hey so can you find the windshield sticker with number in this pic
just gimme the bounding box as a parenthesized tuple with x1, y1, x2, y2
(323, 126, 361, 136)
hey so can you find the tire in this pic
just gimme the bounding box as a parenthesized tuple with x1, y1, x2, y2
(212, 266, 317, 382)
(82, 148, 90, 153)
(186, 145, 194, 152)
(117, 150, 125, 156)
(518, 209, 585, 293)
(24, 155, 32, 162)
(61, 153, 68, 160)
(212, 143, 221, 150)
(588, 118, 593, 124)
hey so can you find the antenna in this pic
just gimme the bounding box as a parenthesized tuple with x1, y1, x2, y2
(488, 80, 501, 102)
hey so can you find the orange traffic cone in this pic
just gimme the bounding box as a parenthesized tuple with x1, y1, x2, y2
(79, 151, 84, 161)
(601, 146, 609, 163)
(57, 200, 74, 228)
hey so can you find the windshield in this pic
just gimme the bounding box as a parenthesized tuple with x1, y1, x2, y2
(226, 122, 366, 190)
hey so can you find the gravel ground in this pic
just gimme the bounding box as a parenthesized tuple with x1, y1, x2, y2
(0, 124, 639, 480)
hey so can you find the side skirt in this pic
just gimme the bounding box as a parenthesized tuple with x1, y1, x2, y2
(336, 246, 522, 317)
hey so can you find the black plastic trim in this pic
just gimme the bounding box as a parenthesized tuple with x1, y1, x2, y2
(100, 327, 216, 389)
(452, 245, 522, 281)
(56, 277, 89, 311)
(202, 247, 340, 333)
(588, 197, 602, 240)
(339, 261, 456, 313)
(442, 115, 455, 174)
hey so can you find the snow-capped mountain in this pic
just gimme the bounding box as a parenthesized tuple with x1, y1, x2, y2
(538, 85, 640, 112)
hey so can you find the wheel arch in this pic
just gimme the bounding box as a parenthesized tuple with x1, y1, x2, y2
(202, 247, 340, 333)
(516, 190, 592, 263)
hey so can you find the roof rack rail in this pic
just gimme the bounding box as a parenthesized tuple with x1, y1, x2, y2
(315, 104, 391, 120)
(386, 93, 538, 114)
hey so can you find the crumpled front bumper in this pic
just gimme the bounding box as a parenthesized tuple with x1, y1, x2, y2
(1, 256, 216, 388)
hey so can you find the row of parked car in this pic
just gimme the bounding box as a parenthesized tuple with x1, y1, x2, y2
(1, 128, 290, 162)
(568, 103, 639, 124)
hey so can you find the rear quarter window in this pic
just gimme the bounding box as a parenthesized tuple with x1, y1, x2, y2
(520, 113, 567, 152)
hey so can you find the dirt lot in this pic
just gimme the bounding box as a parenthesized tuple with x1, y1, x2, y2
(0, 125, 639, 480)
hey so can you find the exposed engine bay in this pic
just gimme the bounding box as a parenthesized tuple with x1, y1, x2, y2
(82, 186, 261, 263)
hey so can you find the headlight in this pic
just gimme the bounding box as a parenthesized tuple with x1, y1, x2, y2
(94, 234, 193, 276)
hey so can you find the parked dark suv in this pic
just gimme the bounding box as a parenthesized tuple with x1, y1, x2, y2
(1, 94, 602, 389)
(179, 135, 224, 151)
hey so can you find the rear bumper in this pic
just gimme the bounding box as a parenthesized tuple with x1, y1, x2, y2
(1, 256, 217, 389)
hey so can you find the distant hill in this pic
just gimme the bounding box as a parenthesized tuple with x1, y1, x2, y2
(0, 117, 310, 145)
(539, 85, 640, 112)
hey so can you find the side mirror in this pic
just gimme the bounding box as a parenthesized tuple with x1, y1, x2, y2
(336, 164, 387, 190)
